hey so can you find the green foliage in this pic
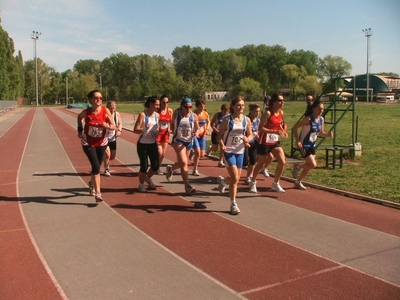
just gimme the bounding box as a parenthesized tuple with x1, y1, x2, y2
(232, 77, 263, 100)
(318, 55, 352, 83)
(0, 24, 24, 100)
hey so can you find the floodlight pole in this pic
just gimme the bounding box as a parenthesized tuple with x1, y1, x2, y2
(31, 31, 41, 106)
(363, 28, 372, 103)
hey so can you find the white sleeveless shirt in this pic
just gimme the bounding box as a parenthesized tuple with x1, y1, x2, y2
(139, 112, 159, 144)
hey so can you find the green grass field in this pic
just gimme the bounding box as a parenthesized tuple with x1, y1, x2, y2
(116, 100, 400, 203)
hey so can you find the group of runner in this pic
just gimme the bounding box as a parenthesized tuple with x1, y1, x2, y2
(78, 90, 332, 214)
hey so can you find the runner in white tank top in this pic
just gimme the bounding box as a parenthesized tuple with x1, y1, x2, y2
(217, 96, 253, 215)
(133, 96, 160, 192)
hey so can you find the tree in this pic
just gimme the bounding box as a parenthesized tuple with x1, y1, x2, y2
(298, 75, 322, 97)
(288, 49, 319, 76)
(232, 77, 263, 101)
(317, 55, 352, 83)
(281, 64, 307, 100)
(0, 24, 24, 100)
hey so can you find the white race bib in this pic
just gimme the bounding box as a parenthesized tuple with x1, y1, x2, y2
(230, 135, 242, 146)
(88, 126, 104, 138)
(266, 133, 279, 143)
(309, 132, 318, 143)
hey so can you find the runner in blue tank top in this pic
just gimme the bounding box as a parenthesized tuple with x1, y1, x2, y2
(292, 100, 333, 190)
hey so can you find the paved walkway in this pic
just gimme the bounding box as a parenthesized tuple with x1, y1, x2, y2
(0, 107, 399, 300)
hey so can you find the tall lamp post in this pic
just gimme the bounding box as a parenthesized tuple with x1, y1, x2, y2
(363, 28, 372, 103)
(31, 31, 41, 106)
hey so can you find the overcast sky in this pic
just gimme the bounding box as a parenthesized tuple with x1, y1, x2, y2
(2, 0, 399, 76)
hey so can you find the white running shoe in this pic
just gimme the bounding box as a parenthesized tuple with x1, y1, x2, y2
(218, 180, 226, 193)
(185, 184, 196, 195)
(249, 181, 257, 193)
(166, 165, 173, 181)
(292, 163, 301, 179)
(245, 177, 252, 185)
(217, 175, 224, 184)
(218, 161, 225, 168)
(230, 204, 241, 215)
(138, 183, 147, 193)
(104, 169, 111, 177)
(192, 169, 200, 176)
(95, 193, 103, 202)
(271, 182, 285, 193)
(144, 176, 156, 190)
(260, 168, 270, 177)
(294, 180, 306, 190)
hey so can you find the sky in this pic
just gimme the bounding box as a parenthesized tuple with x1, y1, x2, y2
(1, 0, 400, 76)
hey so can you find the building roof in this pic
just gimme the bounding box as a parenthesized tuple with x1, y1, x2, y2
(345, 74, 400, 95)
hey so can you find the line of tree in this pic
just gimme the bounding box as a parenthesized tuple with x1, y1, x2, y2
(1, 22, 397, 104)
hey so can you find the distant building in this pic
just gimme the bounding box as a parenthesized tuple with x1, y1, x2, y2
(345, 74, 400, 99)
(204, 91, 229, 101)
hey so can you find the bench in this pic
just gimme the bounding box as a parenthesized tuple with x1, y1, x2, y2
(325, 147, 344, 169)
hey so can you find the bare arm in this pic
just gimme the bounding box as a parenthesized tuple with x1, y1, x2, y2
(170, 109, 178, 133)
(217, 118, 229, 153)
(105, 108, 115, 130)
(292, 117, 310, 147)
(77, 109, 86, 138)
(243, 116, 253, 146)
(193, 114, 200, 137)
(319, 117, 333, 138)
(210, 113, 219, 132)
(133, 112, 145, 134)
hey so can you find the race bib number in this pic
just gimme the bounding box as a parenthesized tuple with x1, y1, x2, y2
(309, 132, 318, 143)
(160, 122, 168, 129)
(266, 133, 279, 143)
(88, 126, 104, 138)
(231, 135, 242, 146)
(179, 126, 191, 138)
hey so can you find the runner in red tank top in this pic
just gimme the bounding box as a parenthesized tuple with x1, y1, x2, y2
(156, 95, 173, 174)
(249, 93, 288, 194)
(77, 90, 115, 203)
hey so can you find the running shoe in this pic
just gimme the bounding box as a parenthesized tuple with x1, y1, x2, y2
(166, 165, 173, 181)
(292, 163, 301, 179)
(271, 182, 285, 193)
(95, 193, 103, 202)
(185, 184, 196, 195)
(249, 181, 257, 193)
(218, 180, 226, 194)
(218, 161, 225, 168)
(138, 183, 147, 193)
(157, 169, 164, 175)
(88, 181, 95, 196)
(104, 169, 111, 177)
(230, 204, 241, 215)
(189, 150, 195, 161)
(192, 169, 200, 176)
(144, 176, 156, 190)
(260, 168, 270, 177)
(245, 177, 252, 185)
(294, 180, 306, 190)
